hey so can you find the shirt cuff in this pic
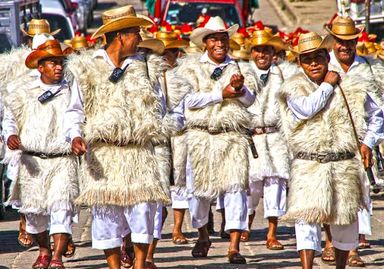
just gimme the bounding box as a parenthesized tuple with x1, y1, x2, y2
(211, 88, 223, 103)
(362, 136, 375, 150)
(320, 82, 334, 93)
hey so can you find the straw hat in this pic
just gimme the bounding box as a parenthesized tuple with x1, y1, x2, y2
(324, 16, 363, 40)
(376, 49, 384, 61)
(291, 32, 334, 56)
(184, 41, 203, 54)
(356, 41, 377, 56)
(71, 36, 89, 50)
(25, 40, 66, 69)
(190, 16, 239, 47)
(247, 29, 287, 52)
(138, 39, 165, 55)
(21, 19, 61, 37)
(231, 46, 250, 61)
(92, 5, 154, 39)
(31, 33, 55, 49)
(231, 32, 247, 46)
(155, 31, 189, 49)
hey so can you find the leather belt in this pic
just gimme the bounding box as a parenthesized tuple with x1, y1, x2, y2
(190, 126, 237, 135)
(253, 126, 279, 135)
(296, 151, 355, 163)
(24, 151, 70, 159)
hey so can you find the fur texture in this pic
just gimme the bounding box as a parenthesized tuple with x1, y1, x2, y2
(66, 52, 170, 207)
(0, 46, 30, 91)
(277, 72, 369, 225)
(245, 62, 294, 181)
(3, 76, 78, 214)
(176, 54, 257, 199)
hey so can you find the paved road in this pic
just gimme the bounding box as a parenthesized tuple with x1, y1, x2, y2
(1, 193, 384, 268)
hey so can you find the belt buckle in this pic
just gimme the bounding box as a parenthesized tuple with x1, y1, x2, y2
(254, 127, 265, 135)
(316, 153, 329, 163)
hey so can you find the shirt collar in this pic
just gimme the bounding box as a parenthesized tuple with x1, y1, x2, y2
(92, 48, 141, 69)
(330, 50, 365, 73)
(38, 78, 67, 92)
(199, 51, 234, 67)
(250, 61, 272, 78)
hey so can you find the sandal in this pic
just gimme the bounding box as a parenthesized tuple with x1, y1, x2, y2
(172, 233, 188, 245)
(63, 237, 76, 258)
(321, 246, 336, 264)
(191, 240, 211, 258)
(348, 254, 365, 267)
(144, 261, 157, 269)
(240, 230, 250, 242)
(121, 245, 134, 268)
(228, 250, 246, 264)
(18, 222, 33, 248)
(358, 241, 371, 249)
(48, 259, 65, 269)
(32, 255, 51, 269)
(266, 238, 284, 250)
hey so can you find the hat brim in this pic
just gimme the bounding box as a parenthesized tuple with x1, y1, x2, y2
(164, 39, 190, 49)
(21, 28, 61, 37)
(25, 50, 66, 69)
(324, 24, 364, 40)
(231, 49, 250, 60)
(291, 34, 334, 56)
(92, 16, 154, 40)
(247, 36, 287, 52)
(189, 24, 239, 47)
(138, 39, 165, 55)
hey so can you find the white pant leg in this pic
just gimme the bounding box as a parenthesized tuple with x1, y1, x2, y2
(224, 191, 248, 232)
(331, 221, 359, 251)
(171, 190, 189, 209)
(153, 203, 163, 240)
(215, 195, 224, 211)
(25, 213, 49, 234)
(189, 196, 211, 229)
(295, 220, 322, 254)
(49, 209, 73, 235)
(125, 202, 157, 244)
(91, 205, 128, 250)
(358, 208, 372, 236)
(263, 177, 287, 218)
(248, 181, 263, 215)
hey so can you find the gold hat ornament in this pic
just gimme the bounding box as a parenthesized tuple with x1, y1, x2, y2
(324, 16, 363, 40)
(155, 31, 189, 49)
(21, 19, 61, 37)
(71, 36, 89, 50)
(247, 29, 287, 52)
(25, 39, 66, 69)
(92, 5, 153, 39)
(291, 32, 334, 56)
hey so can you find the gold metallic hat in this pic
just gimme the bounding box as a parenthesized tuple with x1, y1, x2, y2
(25, 39, 66, 69)
(291, 32, 334, 56)
(231, 32, 247, 46)
(21, 19, 61, 37)
(247, 29, 287, 52)
(91, 5, 153, 39)
(155, 31, 189, 49)
(71, 36, 89, 50)
(356, 41, 377, 56)
(324, 16, 363, 40)
(184, 41, 203, 54)
(231, 46, 250, 61)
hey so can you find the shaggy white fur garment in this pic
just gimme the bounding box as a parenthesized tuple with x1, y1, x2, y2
(66, 53, 171, 207)
(3, 77, 78, 214)
(175, 54, 257, 199)
(277, 72, 371, 225)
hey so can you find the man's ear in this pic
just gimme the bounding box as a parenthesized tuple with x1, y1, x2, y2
(37, 63, 44, 73)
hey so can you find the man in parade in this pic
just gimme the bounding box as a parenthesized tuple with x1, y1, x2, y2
(173, 16, 257, 264)
(66, 5, 171, 269)
(278, 31, 383, 269)
(2, 38, 83, 269)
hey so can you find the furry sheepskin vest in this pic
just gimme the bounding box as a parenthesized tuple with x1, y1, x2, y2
(3, 77, 78, 214)
(66, 53, 170, 207)
(175, 54, 256, 199)
(277, 72, 369, 225)
(246, 63, 293, 181)
(0, 46, 30, 90)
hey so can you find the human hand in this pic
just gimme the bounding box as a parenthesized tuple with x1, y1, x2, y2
(324, 71, 341, 86)
(72, 137, 87, 156)
(230, 73, 244, 91)
(360, 143, 373, 168)
(7, 135, 21, 150)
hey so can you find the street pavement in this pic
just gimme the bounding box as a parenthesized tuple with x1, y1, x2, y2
(1, 193, 384, 268)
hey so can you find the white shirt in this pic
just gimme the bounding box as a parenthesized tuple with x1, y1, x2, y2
(250, 61, 270, 80)
(184, 51, 256, 109)
(286, 74, 383, 149)
(329, 51, 366, 75)
(2, 78, 83, 144)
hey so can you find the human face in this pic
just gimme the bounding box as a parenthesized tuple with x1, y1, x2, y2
(251, 45, 275, 70)
(203, 32, 229, 64)
(163, 48, 180, 67)
(38, 57, 64, 84)
(120, 27, 142, 57)
(333, 36, 357, 64)
(299, 49, 329, 84)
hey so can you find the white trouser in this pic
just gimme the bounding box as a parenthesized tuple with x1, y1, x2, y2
(358, 189, 372, 236)
(25, 209, 73, 235)
(248, 177, 287, 218)
(153, 203, 163, 240)
(295, 220, 359, 253)
(189, 191, 248, 232)
(91, 203, 156, 249)
(171, 189, 189, 209)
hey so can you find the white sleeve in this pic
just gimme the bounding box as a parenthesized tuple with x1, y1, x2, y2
(184, 83, 223, 109)
(2, 107, 18, 143)
(237, 85, 256, 108)
(363, 94, 384, 149)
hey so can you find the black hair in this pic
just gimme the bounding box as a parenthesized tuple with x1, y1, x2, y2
(202, 32, 229, 43)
